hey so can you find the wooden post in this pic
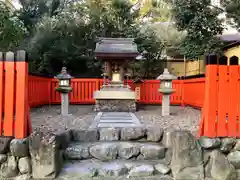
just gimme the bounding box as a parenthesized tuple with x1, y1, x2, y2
(216, 56, 228, 137)
(4, 52, 15, 137)
(228, 56, 239, 137)
(0, 52, 4, 135)
(199, 54, 218, 137)
(15, 50, 30, 138)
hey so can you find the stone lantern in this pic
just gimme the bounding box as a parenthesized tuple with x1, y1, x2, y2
(55, 67, 73, 116)
(157, 68, 177, 116)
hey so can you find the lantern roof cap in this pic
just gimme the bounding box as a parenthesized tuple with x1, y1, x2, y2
(55, 67, 72, 79)
(157, 68, 177, 80)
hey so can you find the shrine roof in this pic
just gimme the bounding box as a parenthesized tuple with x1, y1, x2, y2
(95, 38, 139, 54)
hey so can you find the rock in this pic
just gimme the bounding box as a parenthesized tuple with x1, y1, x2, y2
(162, 128, 175, 148)
(211, 150, 237, 180)
(128, 164, 154, 177)
(0, 156, 18, 178)
(155, 164, 171, 174)
(199, 137, 221, 149)
(100, 163, 128, 176)
(237, 170, 240, 179)
(99, 128, 120, 141)
(220, 138, 236, 153)
(89, 143, 118, 160)
(29, 131, 62, 179)
(164, 149, 172, 165)
(18, 157, 31, 174)
(121, 127, 145, 140)
(14, 174, 32, 180)
(0, 137, 13, 153)
(64, 165, 98, 178)
(146, 126, 163, 142)
(234, 140, 240, 151)
(118, 142, 140, 159)
(64, 143, 90, 160)
(227, 151, 240, 169)
(0, 154, 7, 164)
(140, 144, 165, 159)
(10, 138, 29, 157)
(54, 129, 72, 149)
(72, 129, 99, 142)
(170, 130, 204, 180)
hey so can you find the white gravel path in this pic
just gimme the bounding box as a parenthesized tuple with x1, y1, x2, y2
(30, 105, 201, 135)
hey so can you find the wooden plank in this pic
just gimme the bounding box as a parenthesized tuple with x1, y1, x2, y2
(203, 55, 218, 137)
(15, 50, 28, 138)
(0, 52, 4, 135)
(216, 56, 228, 137)
(228, 56, 239, 137)
(4, 52, 15, 137)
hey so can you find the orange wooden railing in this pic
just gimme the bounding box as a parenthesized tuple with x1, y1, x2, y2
(37, 78, 204, 107)
(28, 75, 52, 107)
(182, 78, 205, 108)
(199, 55, 240, 138)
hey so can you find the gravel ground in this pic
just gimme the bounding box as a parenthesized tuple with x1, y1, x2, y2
(31, 105, 201, 135)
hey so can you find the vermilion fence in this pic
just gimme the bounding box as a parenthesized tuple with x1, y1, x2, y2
(28, 77, 205, 108)
(0, 51, 31, 138)
(199, 55, 240, 138)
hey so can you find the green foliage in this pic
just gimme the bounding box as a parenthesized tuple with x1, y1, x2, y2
(221, 0, 240, 30)
(171, 0, 225, 58)
(25, 0, 164, 78)
(0, 2, 26, 51)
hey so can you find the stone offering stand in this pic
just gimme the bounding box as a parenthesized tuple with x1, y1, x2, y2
(1, 127, 240, 180)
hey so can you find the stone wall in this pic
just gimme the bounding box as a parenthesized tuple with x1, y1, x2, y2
(1, 127, 240, 180)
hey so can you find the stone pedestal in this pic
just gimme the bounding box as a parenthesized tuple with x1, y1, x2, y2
(162, 95, 170, 116)
(94, 82, 136, 112)
(61, 93, 69, 116)
(94, 99, 136, 112)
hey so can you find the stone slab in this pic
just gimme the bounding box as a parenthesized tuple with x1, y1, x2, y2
(89, 112, 142, 128)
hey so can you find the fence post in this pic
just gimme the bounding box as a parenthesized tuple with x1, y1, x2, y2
(4, 52, 15, 137)
(15, 50, 30, 138)
(0, 52, 4, 135)
(228, 56, 239, 137)
(216, 56, 228, 137)
(198, 54, 218, 138)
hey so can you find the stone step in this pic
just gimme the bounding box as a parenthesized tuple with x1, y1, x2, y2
(59, 159, 172, 179)
(63, 141, 167, 161)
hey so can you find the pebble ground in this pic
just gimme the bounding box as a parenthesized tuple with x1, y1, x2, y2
(31, 105, 201, 135)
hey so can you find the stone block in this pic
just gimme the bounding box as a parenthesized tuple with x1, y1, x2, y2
(53, 129, 72, 149)
(227, 151, 240, 169)
(211, 150, 237, 180)
(72, 129, 99, 142)
(199, 137, 221, 149)
(0, 154, 7, 165)
(0, 137, 13, 154)
(140, 144, 165, 160)
(100, 162, 128, 176)
(220, 138, 236, 153)
(0, 156, 18, 178)
(121, 127, 145, 140)
(99, 127, 120, 141)
(64, 143, 90, 160)
(89, 142, 118, 160)
(146, 126, 163, 142)
(29, 131, 62, 179)
(10, 138, 29, 157)
(118, 142, 140, 159)
(162, 128, 175, 148)
(128, 164, 154, 177)
(154, 164, 171, 175)
(18, 157, 31, 174)
(170, 130, 204, 180)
